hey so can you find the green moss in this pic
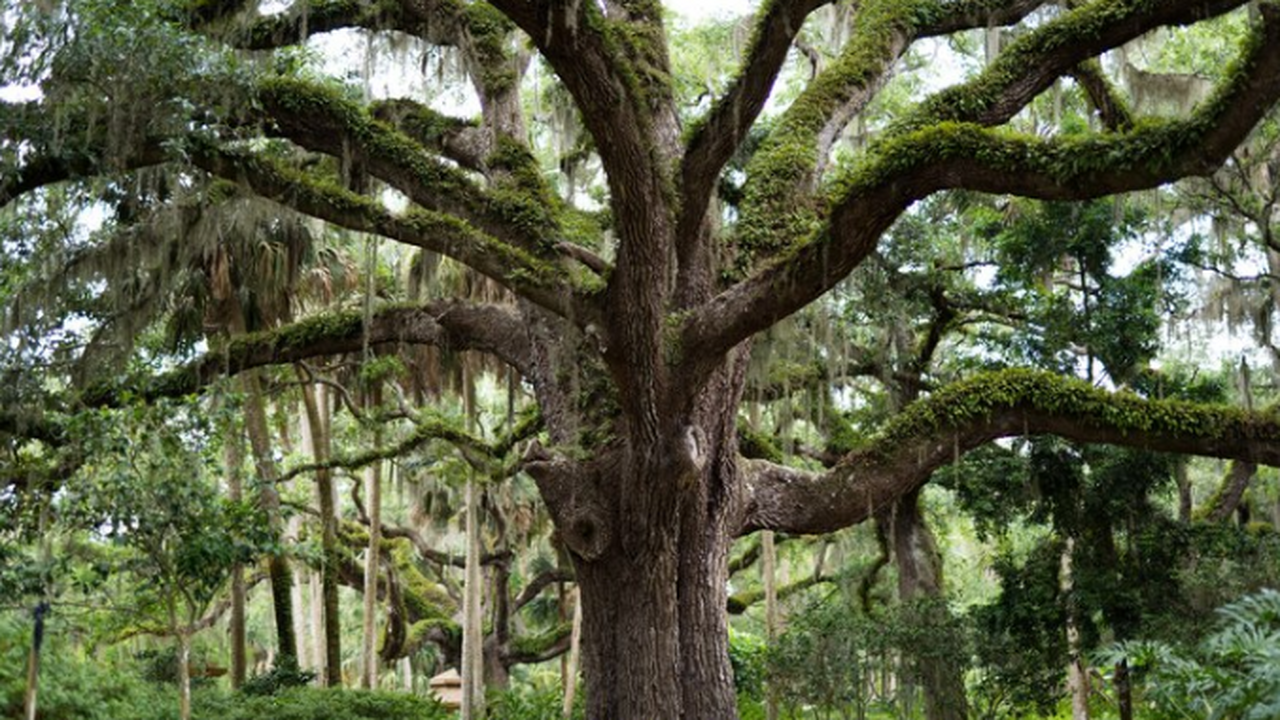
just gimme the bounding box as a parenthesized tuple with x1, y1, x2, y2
(737, 0, 922, 268)
(463, 2, 519, 94)
(869, 368, 1280, 460)
(260, 77, 473, 197)
(509, 623, 572, 658)
(737, 421, 783, 463)
(370, 99, 475, 146)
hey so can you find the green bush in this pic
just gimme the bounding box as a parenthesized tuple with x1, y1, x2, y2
(0, 612, 173, 720)
(486, 681, 584, 720)
(238, 658, 317, 696)
(194, 687, 452, 720)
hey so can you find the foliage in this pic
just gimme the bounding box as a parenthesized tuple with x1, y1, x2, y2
(196, 687, 452, 720)
(1102, 588, 1280, 720)
(239, 658, 318, 697)
(0, 613, 173, 720)
(728, 628, 768, 700)
(767, 594, 970, 717)
(486, 682, 585, 720)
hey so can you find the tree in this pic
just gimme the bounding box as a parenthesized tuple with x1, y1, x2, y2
(64, 402, 268, 720)
(7, 1, 1280, 717)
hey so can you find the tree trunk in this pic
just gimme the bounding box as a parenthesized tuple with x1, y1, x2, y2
(23, 602, 47, 720)
(562, 586, 583, 718)
(461, 476, 486, 718)
(240, 370, 298, 666)
(1062, 536, 1090, 720)
(298, 377, 342, 686)
(224, 417, 248, 688)
(1115, 659, 1133, 720)
(360, 428, 382, 689)
(763, 529, 780, 720)
(892, 490, 968, 720)
(567, 438, 741, 719)
(177, 628, 192, 720)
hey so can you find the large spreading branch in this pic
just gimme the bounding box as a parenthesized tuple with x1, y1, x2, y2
(78, 301, 533, 407)
(256, 78, 555, 253)
(190, 145, 599, 322)
(741, 369, 1280, 536)
(681, 3, 1280, 376)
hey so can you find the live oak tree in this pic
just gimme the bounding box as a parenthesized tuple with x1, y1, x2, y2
(9, 1, 1280, 717)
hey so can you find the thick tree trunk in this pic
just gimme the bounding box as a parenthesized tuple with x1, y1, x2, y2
(892, 490, 968, 720)
(544, 444, 741, 720)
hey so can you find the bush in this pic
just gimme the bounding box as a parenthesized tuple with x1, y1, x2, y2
(1102, 588, 1280, 720)
(194, 687, 452, 720)
(239, 658, 317, 696)
(0, 612, 173, 720)
(486, 681, 585, 720)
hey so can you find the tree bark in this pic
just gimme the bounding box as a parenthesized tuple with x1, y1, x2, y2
(177, 627, 192, 720)
(1062, 536, 1090, 720)
(562, 586, 583, 718)
(892, 490, 968, 720)
(360, 398, 383, 690)
(763, 529, 780, 720)
(241, 370, 299, 666)
(461, 477, 485, 717)
(224, 418, 248, 688)
(298, 377, 342, 685)
(1115, 659, 1133, 720)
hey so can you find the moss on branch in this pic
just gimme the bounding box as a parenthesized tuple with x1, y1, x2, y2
(870, 368, 1278, 460)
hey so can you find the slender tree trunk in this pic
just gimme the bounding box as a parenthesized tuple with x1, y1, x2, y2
(1175, 460, 1192, 524)
(1062, 536, 1090, 720)
(461, 476, 486, 717)
(1115, 659, 1133, 720)
(290, 514, 311, 673)
(562, 586, 583, 718)
(23, 602, 47, 720)
(24, 500, 50, 720)
(241, 370, 299, 666)
(892, 490, 968, 720)
(225, 417, 248, 687)
(298, 377, 342, 685)
(177, 628, 192, 720)
(763, 530, 780, 720)
(360, 395, 383, 690)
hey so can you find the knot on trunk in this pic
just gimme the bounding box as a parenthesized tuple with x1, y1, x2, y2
(524, 441, 612, 561)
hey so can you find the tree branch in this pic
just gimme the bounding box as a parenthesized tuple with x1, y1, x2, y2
(741, 369, 1280, 536)
(190, 145, 598, 322)
(79, 301, 533, 406)
(257, 78, 555, 253)
(678, 0, 830, 245)
(681, 6, 1280, 373)
(908, 0, 1255, 131)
